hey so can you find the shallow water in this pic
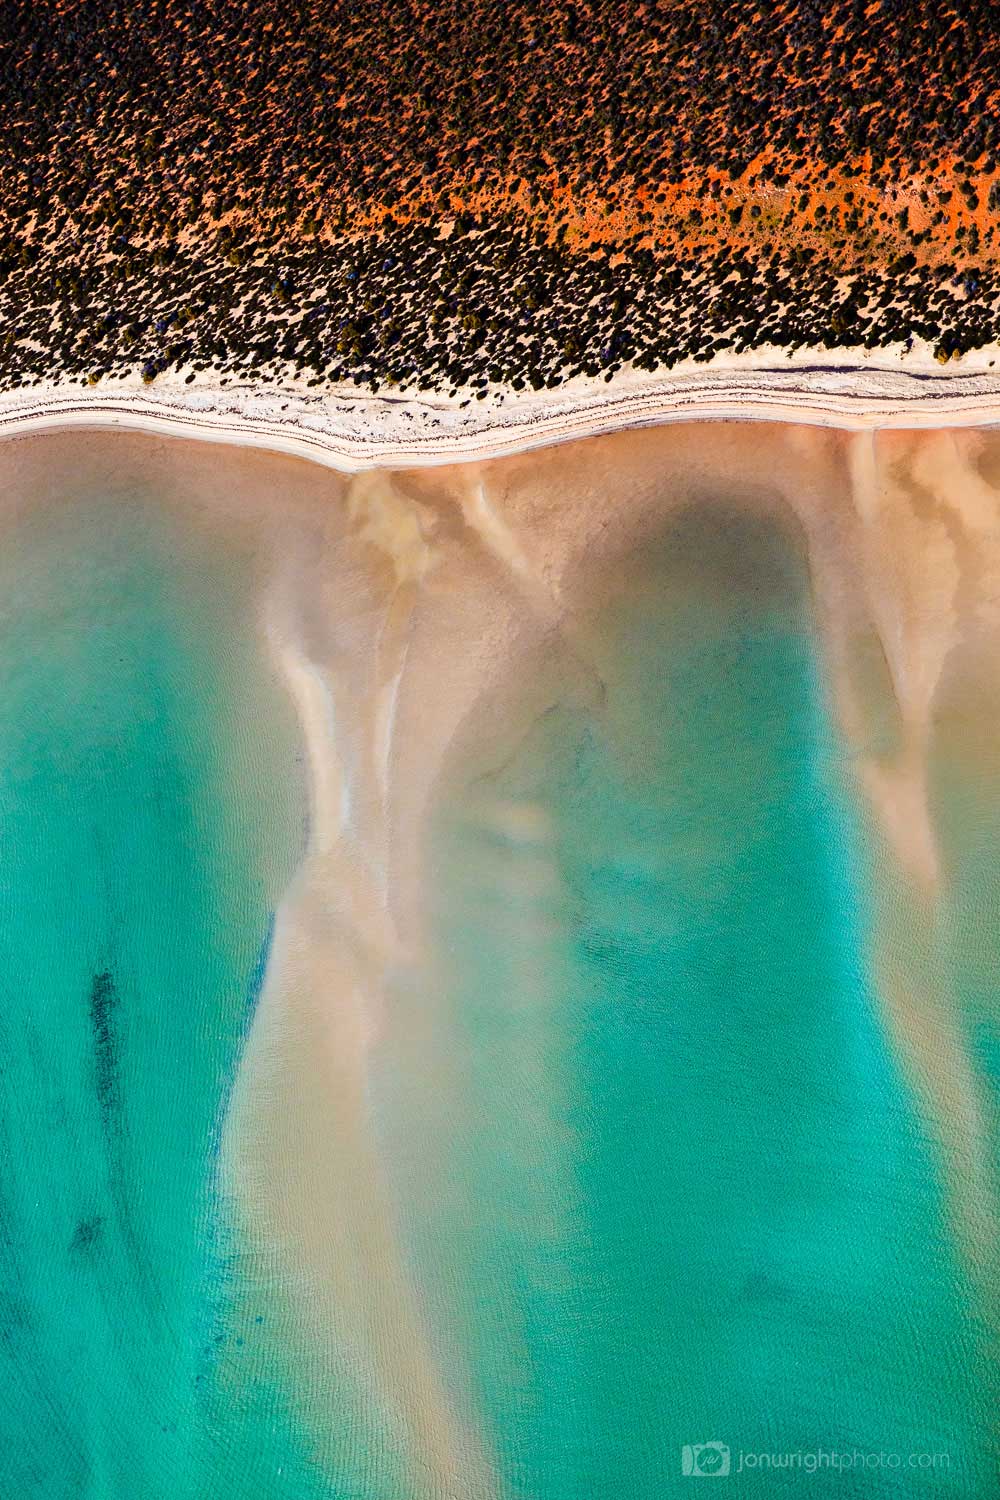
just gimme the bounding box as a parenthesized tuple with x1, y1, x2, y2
(2, 437, 998, 1500)
(0, 489, 321, 1497)
(379, 502, 998, 1497)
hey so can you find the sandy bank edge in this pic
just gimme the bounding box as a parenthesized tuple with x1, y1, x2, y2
(4, 348, 1000, 473)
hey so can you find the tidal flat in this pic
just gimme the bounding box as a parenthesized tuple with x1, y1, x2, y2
(0, 425, 997, 1498)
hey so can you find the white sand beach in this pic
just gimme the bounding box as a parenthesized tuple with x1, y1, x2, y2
(3, 340, 1000, 480)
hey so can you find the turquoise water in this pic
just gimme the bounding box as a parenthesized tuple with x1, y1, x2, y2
(2, 475, 997, 1499)
(381, 503, 998, 1498)
(0, 491, 334, 1498)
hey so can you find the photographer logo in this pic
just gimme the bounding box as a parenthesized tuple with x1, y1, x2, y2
(682, 1442, 731, 1478)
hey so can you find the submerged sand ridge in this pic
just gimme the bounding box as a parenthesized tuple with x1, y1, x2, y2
(240, 420, 1000, 1489)
(2, 424, 998, 1494)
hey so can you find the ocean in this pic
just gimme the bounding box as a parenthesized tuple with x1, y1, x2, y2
(1, 452, 996, 1498)
(379, 498, 998, 1497)
(0, 483, 331, 1497)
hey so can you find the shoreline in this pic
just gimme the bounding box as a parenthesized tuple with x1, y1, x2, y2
(4, 347, 1000, 473)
